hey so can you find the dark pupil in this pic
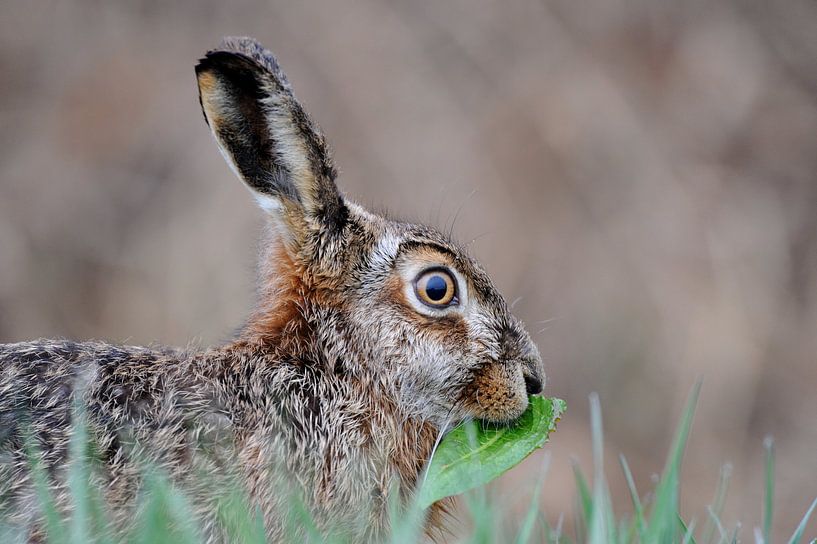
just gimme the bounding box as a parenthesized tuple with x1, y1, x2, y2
(425, 275, 448, 301)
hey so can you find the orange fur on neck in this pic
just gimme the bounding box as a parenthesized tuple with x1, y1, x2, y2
(243, 235, 310, 344)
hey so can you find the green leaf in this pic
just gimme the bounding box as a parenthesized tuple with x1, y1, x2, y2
(417, 396, 565, 509)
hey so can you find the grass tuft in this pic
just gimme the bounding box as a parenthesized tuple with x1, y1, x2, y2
(2, 383, 815, 543)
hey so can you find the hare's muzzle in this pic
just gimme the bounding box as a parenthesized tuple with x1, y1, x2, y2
(462, 323, 546, 423)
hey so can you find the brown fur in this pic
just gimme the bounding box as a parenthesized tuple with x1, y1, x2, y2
(0, 37, 545, 542)
(246, 234, 309, 341)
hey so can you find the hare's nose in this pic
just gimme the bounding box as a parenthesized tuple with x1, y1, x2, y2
(521, 356, 545, 395)
(524, 372, 543, 395)
(499, 324, 546, 395)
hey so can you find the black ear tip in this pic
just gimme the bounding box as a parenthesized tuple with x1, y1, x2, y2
(194, 56, 214, 77)
(195, 50, 270, 95)
(194, 51, 246, 78)
(195, 37, 290, 92)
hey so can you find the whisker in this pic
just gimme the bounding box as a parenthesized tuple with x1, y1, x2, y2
(447, 188, 477, 239)
(535, 317, 561, 325)
(421, 406, 456, 489)
(465, 231, 491, 248)
(433, 183, 448, 227)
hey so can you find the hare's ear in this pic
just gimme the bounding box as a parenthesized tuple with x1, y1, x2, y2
(195, 37, 346, 238)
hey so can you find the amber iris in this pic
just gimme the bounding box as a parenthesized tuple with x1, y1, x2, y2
(415, 268, 457, 307)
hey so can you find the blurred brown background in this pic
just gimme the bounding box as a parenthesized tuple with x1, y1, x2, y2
(1, 0, 816, 540)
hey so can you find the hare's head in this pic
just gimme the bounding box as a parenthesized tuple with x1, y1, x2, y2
(196, 38, 544, 427)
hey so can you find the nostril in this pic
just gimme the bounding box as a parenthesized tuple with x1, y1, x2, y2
(523, 373, 542, 395)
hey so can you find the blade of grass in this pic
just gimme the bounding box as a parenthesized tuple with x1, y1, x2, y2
(131, 471, 200, 544)
(389, 479, 426, 544)
(537, 513, 552, 544)
(514, 451, 551, 544)
(587, 393, 614, 544)
(682, 519, 698, 544)
(730, 522, 742, 543)
(702, 463, 733, 544)
(679, 514, 698, 544)
(24, 440, 65, 544)
(572, 460, 593, 526)
(216, 487, 266, 544)
(707, 505, 728, 544)
(283, 491, 325, 543)
(619, 454, 646, 541)
(551, 512, 564, 544)
(0, 523, 24, 544)
(163, 480, 202, 544)
(645, 380, 702, 544)
(131, 473, 171, 544)
(617, 517, 631, 543)
(573, 497, 585, 543)
(786, 497, 817, 544)
(67, 406, 92, 544)
(466, 483, 497, 544)
(514, 496, 541, 544)
(68, 406, 116, 544)
(763, 437, 774, 544)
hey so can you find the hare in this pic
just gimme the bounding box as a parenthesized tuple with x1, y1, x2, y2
(0, 37, 545, 542)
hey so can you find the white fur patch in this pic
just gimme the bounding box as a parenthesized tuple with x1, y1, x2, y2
(369, 231, 401, 268)
(254, 193, 283, 213)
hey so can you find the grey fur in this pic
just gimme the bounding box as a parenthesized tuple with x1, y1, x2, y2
(0, 37, 545, 542)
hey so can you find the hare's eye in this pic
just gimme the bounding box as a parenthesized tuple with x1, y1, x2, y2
(414, 268, 458, 308)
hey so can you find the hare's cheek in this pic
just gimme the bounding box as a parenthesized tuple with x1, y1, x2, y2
(461, 361, 528, 423)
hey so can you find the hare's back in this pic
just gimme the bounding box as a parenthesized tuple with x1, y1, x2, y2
(0, 340, 186, 458)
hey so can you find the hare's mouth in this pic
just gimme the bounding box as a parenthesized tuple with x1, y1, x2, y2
(460, 360, 529, 424)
